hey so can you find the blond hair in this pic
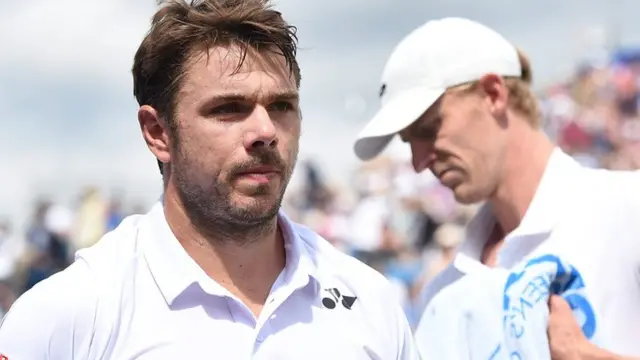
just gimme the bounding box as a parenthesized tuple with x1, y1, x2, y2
(451, 48, 540, 127)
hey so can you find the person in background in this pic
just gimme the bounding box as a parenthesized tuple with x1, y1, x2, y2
(300, 159, 332, 211)
(71, 187, 107, 252)
(353, 17, 640, 359)
(21, 201, 55, 292)
(0, 282, 15, 320)
(43, 204, 73, 274)
(344, 158, 400, 271)
(419, 222, 464, 285)
(106, 196, 126, 232)
(0, 1, 417, 359)
(0, 220, 20, 283)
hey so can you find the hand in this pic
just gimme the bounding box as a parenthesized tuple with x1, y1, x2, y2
(548, 295, 596, 360)
(548, 295, 640, 360)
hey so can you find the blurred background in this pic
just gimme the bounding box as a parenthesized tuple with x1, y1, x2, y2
(2, 0, 640, 328)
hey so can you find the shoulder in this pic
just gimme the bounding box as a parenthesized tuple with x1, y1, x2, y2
(568, 168, 640, 232)
(415, 262, 461, 315)
(290, 220, 419, 359)
(292, 221, 392, 291)
(578, 167, 640, 203)
(0, 213, 146, 357)
(0, 259, 98, 357)
(74, 213, 145, 271)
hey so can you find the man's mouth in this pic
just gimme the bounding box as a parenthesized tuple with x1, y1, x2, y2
(235, 166, 281, 185)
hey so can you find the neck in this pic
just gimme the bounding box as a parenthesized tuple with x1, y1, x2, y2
(489, 127, 554, 235)
(162, 181, 286, 300)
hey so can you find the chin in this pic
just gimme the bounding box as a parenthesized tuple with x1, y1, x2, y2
(230, 193, 283, 216)
(451, 184, 486, 205)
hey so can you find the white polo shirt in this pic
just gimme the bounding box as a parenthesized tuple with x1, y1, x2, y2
(415, 149, 640, 356)
(0, 202, 418, 360)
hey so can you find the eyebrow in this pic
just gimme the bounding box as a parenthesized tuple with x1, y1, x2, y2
(207, 90, 299, 104)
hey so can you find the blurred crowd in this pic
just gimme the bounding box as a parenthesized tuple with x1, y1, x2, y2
(541, 48, 640, 170)
(1, 47, 640, 327)
(0, 189, 143, 318)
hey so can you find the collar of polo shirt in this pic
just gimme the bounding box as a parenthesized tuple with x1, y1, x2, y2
(141, 202, 322, 306)
(456, 148, 583, 267)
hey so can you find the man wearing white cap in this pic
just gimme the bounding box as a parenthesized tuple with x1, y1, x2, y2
(354, 17, 640, 359)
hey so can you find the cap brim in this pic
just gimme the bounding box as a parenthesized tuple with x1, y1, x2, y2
(354, 87, 444, 161)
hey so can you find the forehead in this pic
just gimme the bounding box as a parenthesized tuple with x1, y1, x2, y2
(179, 45, 297, 101)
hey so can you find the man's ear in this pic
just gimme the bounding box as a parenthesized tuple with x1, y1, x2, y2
(138, 105, 171, 167)
(477, 73, 509, 118)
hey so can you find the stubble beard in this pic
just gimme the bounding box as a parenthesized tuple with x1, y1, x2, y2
(173, 146, 296, 246)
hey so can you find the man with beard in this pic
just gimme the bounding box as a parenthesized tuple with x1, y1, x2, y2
(0, 1, 417, 359)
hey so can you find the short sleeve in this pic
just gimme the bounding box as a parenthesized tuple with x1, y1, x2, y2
(0, 261, 98, 360)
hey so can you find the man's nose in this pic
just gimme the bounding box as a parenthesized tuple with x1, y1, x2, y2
(243, 106, 277, 150)
(411, 142, 435, 173)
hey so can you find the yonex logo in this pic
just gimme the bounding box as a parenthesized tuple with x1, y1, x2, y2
(321, 288, 357, 310)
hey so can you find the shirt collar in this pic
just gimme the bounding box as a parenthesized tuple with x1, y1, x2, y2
(140, 201, 320, 307)
(457, 148, 583, 263)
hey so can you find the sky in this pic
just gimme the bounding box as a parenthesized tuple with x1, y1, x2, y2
(1, 0, 640, 228)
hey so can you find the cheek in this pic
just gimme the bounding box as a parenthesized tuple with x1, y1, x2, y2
(436, 125, 487, 177)
(435, 123, 473, 157)
(175, 126, 233, 175)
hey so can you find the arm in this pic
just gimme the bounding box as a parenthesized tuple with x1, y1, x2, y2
(0, 261, 97, 359)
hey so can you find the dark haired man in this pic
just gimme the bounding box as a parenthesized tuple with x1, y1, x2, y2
(0, 1, 417, 359)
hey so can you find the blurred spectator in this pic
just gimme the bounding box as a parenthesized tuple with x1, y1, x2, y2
(420, 223, 464, 284)
(24, 201, 51, 258)
(344, 157, 400, 271)
(0, 281, 16, 319)
(300, 160, 332, 211)
(389, 160, 437, 251)
(71, 187, 107, 252)
(21, 201, 73, 292)
(0, 220, 22, 282)
(106, 196, 126, 232)
(45, 204, 74, 270)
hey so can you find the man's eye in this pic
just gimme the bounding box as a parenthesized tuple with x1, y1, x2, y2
(414, 126, 438, 140)
(211, 102, 245, 114)
(268, 101, 294, 112)
(414, 118, 441, 139)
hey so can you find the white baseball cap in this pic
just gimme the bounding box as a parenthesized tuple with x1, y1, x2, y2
(353, 17, 522, 161)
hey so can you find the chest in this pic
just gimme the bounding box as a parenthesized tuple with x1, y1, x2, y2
(495, 225, 640, 353)
(102, 289, 388, 360)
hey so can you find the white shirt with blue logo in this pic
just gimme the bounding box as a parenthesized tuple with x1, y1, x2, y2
(416, 253, 605, 359)
(415, 149, 640, 358)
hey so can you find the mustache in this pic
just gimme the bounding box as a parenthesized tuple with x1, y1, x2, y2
(229, 150, 286, 176)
